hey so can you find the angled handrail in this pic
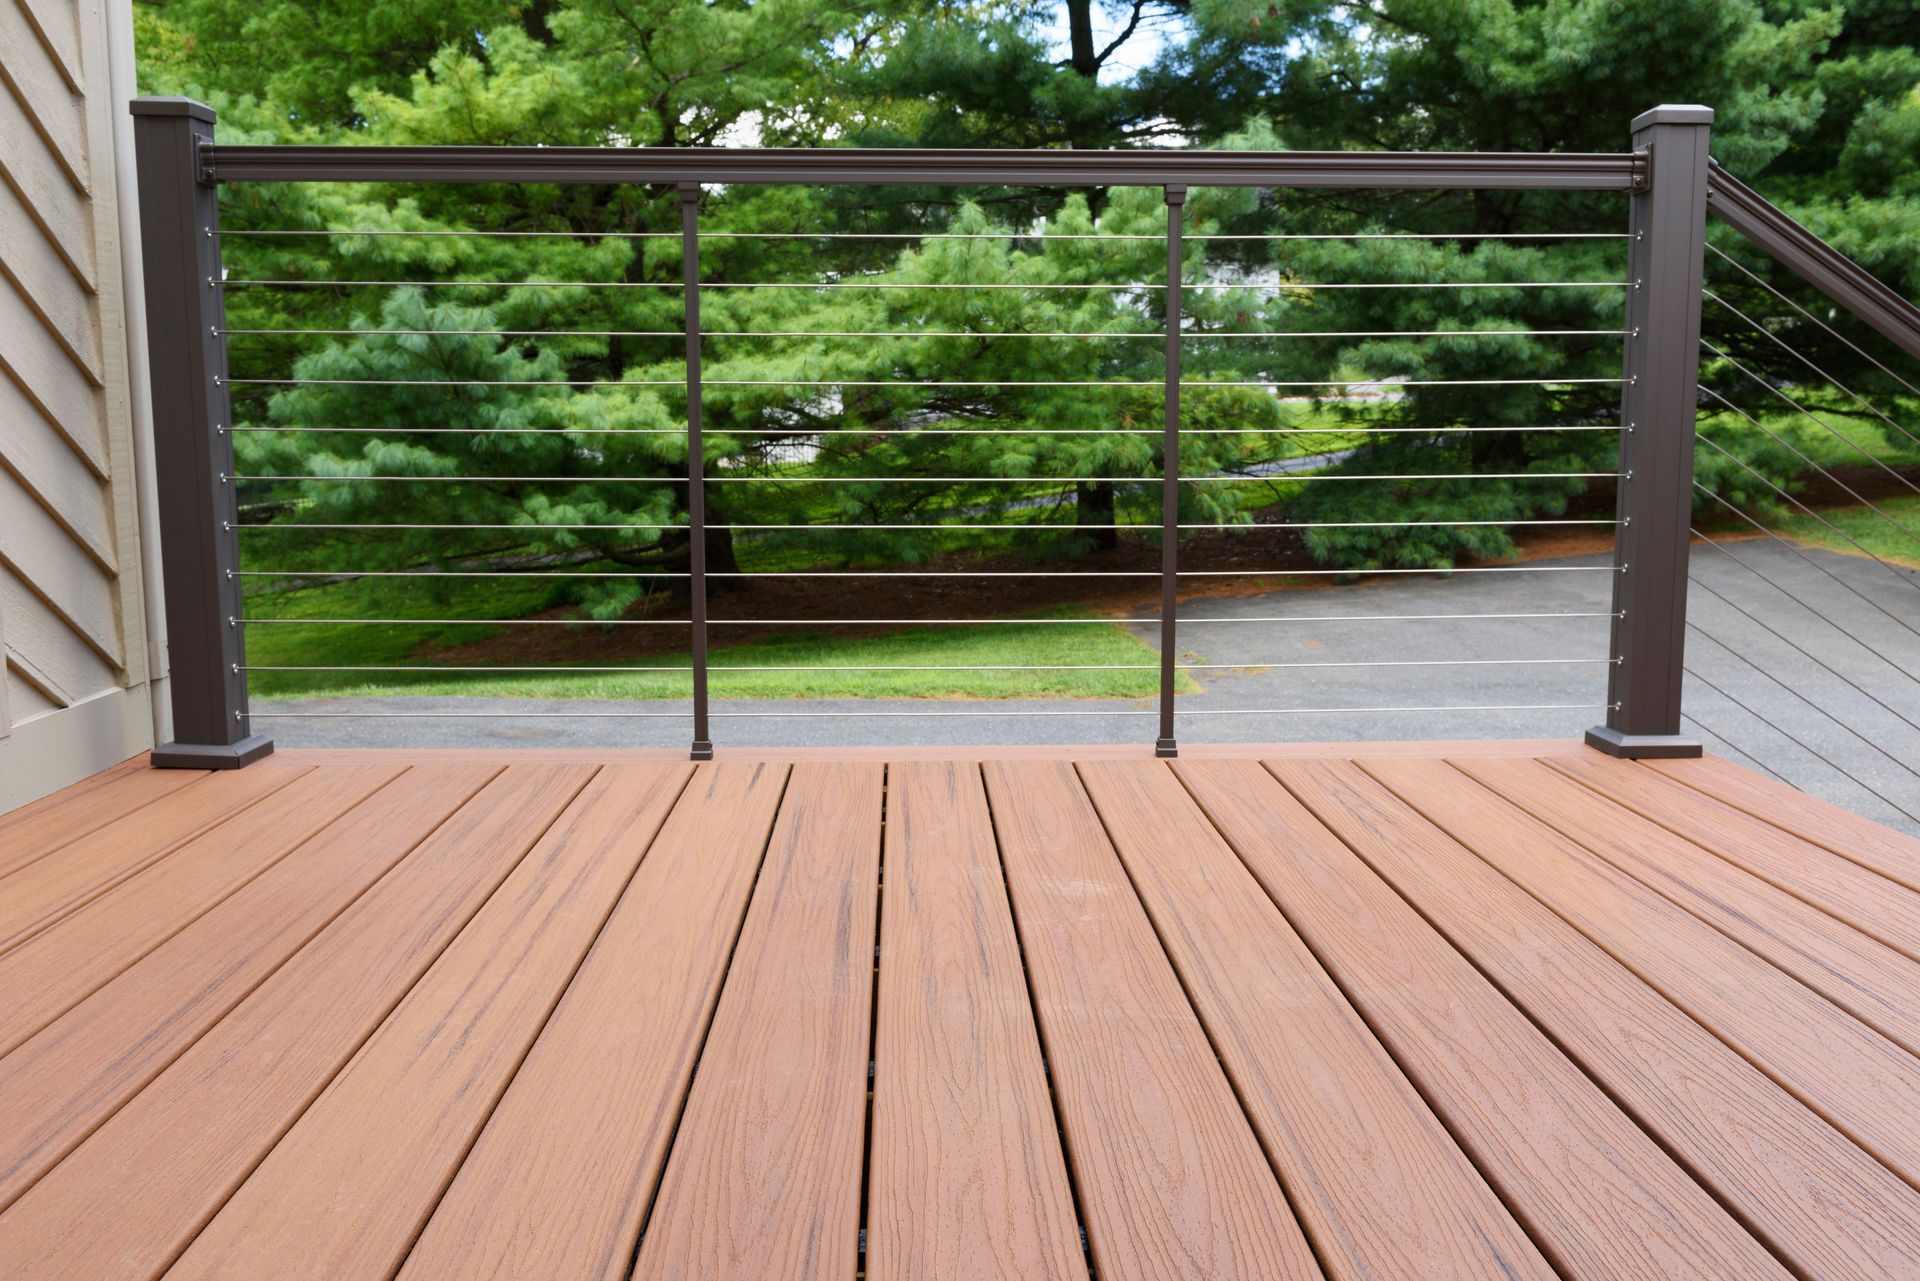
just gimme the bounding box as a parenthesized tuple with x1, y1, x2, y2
(1705, 160, 1920, 361)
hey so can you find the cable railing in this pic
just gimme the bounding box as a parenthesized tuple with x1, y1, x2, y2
(1674, 166, 1920, 831)
(132, 97, 1914, 776)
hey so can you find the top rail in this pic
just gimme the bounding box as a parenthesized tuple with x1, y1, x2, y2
(1705, 160, 1920, 361)
(196, 144, 1646, 191)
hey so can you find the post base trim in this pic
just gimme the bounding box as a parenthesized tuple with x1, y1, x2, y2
(1155, 737, 1179, 759)
(690, 740, 715, 761)
(1584, 726, 1703, 759)
(152, 734, 276, 769)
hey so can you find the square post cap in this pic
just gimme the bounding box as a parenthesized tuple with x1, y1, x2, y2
(1631, 104, 1714, 131)
(130, 97, 216, 122)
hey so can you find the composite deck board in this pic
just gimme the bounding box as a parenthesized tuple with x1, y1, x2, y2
(984, 760, 1323, 1281)
(1175, 759, 1789, 1280)
(0, 764, 595, 1280)
(1363, 758, 1920, 1191)
(1650, 753, 1920, 893)
(0, 759, 205, 879)
(397, 762, 789, 1281)
(631, 762, 885, 1281)
(1272, 757, 1920, 1281)
(1466, 756, 1920, 1058)
(866, 762, 1087, 1281)
(165, 764, 692, 1281)
(1550, 752, 1920, 962)
(0, 763, 402, 1058)
(1077, 760, 1556, 1281)
(0, 758, 311, 953)
(2, 747, 1919, 1280)
(0, 765, 500, 1215)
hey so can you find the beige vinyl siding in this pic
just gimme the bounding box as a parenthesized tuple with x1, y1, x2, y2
(0, 0, 154, 808)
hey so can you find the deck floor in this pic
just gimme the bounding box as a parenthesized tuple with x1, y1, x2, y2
(2, 744, 1919, 1279)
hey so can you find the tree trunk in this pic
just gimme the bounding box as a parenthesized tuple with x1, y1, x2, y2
(1076, 481, 1118, 551)
(1065, 0, 1099, 77)
(705, 522, 740, 581)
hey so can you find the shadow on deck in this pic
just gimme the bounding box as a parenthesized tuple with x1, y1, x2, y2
(1, 742, 1918, 1279)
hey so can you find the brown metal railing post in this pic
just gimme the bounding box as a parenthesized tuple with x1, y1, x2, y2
(129, 98, 272, 768)
(1157, 185, 1185, 758)
(681, 184, 713, 760)
(1587, 105, 1712, 759)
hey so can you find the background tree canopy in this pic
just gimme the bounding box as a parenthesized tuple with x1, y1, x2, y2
(137, 0, 1919, 613)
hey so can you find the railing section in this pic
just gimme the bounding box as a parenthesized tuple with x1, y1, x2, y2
(135, 98, 1776, 764)
(1680, 158, 1920, 832)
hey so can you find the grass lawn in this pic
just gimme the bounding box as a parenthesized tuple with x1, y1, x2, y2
(242, 572, 1189, 701)
(1773, 493, 1920, 569)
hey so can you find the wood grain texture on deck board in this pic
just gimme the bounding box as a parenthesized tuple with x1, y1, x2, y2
(984, 759, 1323, 1281)
(866, 762, 1087, 1281)
(1550, 751, 1920, 963)
(1363, 757, 1920, 1195)
(0, 764, 499, 1216)
(1274, 756, 1920, 1281)
(0, 764, 594, 1281)
(1649, 753, 1920, 894)
(631, 761, 884, 1281)
(0, 763, 402, 1058)
(165, 764, 692, 1281)
(1176, 758, 1788, 1281)
(1468, 755, 1920, 1059)
(398, 762, 788, 1281)
(0, 759, 204, 878)
(0, 758, 311, 954)
(1077, 760, 1555, 1281)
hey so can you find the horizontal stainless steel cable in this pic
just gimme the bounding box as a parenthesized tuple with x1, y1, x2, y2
(1175, 565, 1616, 577)
(1683, 642, 1920, 825)
(231, 517, 1618, 532)
(1701, 289, 1920, 453)
(216, 228, 684, 239)
(234, 568, 1153, 579)
(1175, 702, 1615, 715)
(225, 424, 1622, 436)
(249, 710, 697, 719)
(1692, 480, 1920, 642)
(1706, 244, 1920, 401)
(1701, 341, 1920, 501)
(234, 564, 1614, 580)
(248, 708, 1166, 718)
(236, 610, 1619, 626)
(249, 702, 1615, 719)
(1678, 710, 1790, 783)
(1689, 545, 1920, 737)
(1694, 404, 1920, 573)
(228, 471, 1618, 483)
(216, 326, 1629, 340)
(1189, 232, 1630, 240)
(220, 328, 689, 339)
(215, 228, 1631, 241)
(237, 656, 1612, 674)
(218, 278, 1631, 291)
(1692, 526, 1920, 698)
(245, 663, 1149, 673)
(223, 376, 1623, 389)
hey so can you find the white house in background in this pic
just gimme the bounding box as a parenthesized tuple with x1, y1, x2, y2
(0, 0, 168, 807)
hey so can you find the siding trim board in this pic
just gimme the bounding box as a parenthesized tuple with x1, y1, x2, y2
(0, 0, 153, 807)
